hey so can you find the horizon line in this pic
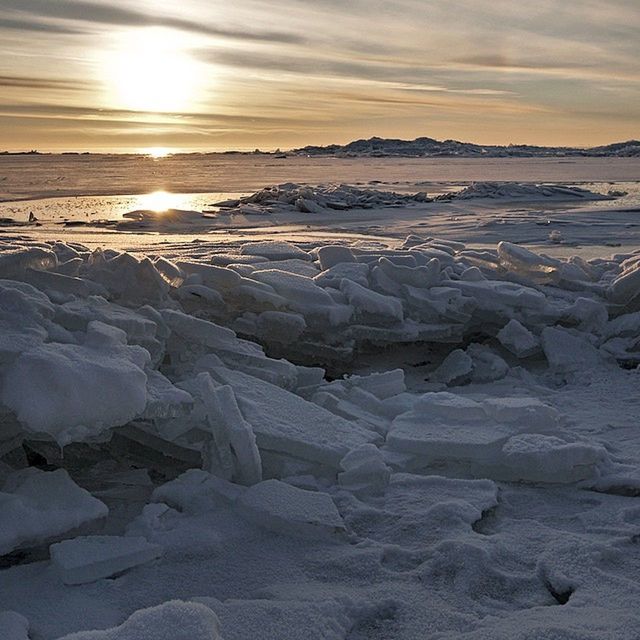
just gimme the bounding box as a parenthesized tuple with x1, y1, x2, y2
(2, 135, 639, 156)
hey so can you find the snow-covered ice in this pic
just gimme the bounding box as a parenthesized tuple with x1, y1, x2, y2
(1, 168, 640, 638)
(0, 468, 108, 555)
(50, 535, 163, 585)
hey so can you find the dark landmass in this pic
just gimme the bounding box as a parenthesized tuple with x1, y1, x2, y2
(293, 136, 640, 158)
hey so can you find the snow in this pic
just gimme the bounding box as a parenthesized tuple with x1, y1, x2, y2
(194, 596, 355, 640)
(1, 165, 640, 638)
(55, 601, 222, 640)
(0, 610, 30, 640)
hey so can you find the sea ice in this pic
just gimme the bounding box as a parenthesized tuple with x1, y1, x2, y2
(55, 601, 222, 640)
(1, 322, 149, 444)
(240, 241, 311, 261)
(338, 444, 390, 495)
(50, 535, 163, 585)
(497, 319, 540, 357)
(0, 468, 108, 555)
(205, 366, 379, 467)
(0, 610, 30, 640)
(237, 479, 346, 539)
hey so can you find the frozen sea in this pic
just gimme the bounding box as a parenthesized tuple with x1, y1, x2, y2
(1, 155, 639, 259)
(1, 154, 640, 639)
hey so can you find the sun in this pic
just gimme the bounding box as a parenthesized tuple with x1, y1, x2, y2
(102, 28, 205, 113)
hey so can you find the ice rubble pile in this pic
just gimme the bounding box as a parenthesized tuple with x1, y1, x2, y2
(436, 181, 610, 201)
(1, 235, 639, 455)
(210, 182, 607, 217)
(212, 183, 430, 215)
(1, 234, 640, 638)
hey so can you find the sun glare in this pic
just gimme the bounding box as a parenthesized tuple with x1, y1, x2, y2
(144, 147, 172, 158)
(103, 28, 205, 113)
(135, 190, 183, 212)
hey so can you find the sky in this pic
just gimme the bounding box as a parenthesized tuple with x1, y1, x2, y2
(0, 0, 638, 152)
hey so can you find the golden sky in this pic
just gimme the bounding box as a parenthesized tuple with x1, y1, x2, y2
(1, 0, 639, 151)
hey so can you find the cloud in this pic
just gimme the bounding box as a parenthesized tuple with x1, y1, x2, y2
(205, 48, 514, 97)
(0, 0, 638, 148)
(0, 75, 88, 91)
(0, 0, 306, 43)
(0, 102, 299, 127)
(451, 54, 590, 72)
(0, 16, 82, 34)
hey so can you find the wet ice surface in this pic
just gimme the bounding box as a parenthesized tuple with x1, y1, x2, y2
(1, 160, 640, 639)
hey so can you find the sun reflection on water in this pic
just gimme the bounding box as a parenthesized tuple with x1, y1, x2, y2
(134, 190, 185, 212)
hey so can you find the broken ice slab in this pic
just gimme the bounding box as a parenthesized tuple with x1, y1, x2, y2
(336, 369, 406, 400)
(22, 267, 108, 298)
(541, 326, 607, 373)
(338, 444, 390, 496)
(466, 344, 509, 383)
(497, 318, 540, 358)
(348, 319, 463, 345)
(607, 260, 640, 308)
(208, 366, 380, 468)
(141, 370, 194, 420)
(385, 392, 603, 483)
(0, 245, 57, 278)
(312, 390, 390, 435)
(108, 422, 202, 476)
(340, 278, 404, 323)
(248, 258, 319, 278)
(448, 279, 547, 312)
(163, 309, 299, 388)
(501, 434, 607, 483)
(1, 321, 150, 446)
(386, 393, 561, 464)
(237, 479, 346, 539)
(430, 349, 473, 385)
(255, 310, 307, 344)
(251, 268, 353, 327)
(50, 534, 163, 585)
(388, 410, 518, 462)
(161, 308, 237, 350)
(317, 244, 357, 270)
(0, 468, 108, 556)
(152, 469, 245, 513)
(195, 374, 262, 486)
(240, 240, 311, 261)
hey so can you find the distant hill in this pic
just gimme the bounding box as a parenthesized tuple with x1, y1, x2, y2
(293, 136, 640, 158)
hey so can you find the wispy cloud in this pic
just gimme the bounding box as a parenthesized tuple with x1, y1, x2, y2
(0, 0, 638, 149)
(0, 0, 306, 44)
(0, 16, 82, 34)
(0, 75, 88, 91)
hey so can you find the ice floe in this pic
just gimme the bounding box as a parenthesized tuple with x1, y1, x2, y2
(1, 231, 640, 639)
